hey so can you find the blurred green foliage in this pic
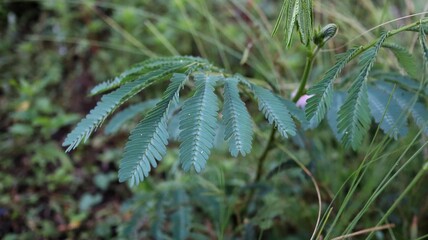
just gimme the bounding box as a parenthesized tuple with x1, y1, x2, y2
(1, 0, 428, 239)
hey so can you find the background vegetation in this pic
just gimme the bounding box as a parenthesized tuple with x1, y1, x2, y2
(1, 0, 428, 239)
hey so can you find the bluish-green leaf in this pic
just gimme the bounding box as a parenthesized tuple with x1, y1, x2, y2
(375, 81, 428, 135)
(251, 85, 296, 138)
(179, 74, 220, 173)
(306, 47, 362, 125)
(327, 91, 346, 141)
(151, 192, 167, 240)
(222, 77, 253, 157)
(90, 56, 206, 95)
(376, 72, 428, 95)
(284, 0, 300, 47)
(272, 0, 288, 37)
(63, 66, 182, 152)
(118, 73, 188, 185)
(104, 99, 158, 134)
(420, 23, 428, 62)
(367, 86, 408, 139)
(383, 43, 418, 78)
(281, 98, 309, 129)
(171, 189, 191, 240)
(338, 33, 387, 149)
(297, 0, 313, 45)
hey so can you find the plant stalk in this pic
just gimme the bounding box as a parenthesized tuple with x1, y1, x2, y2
(293, 46, 320, 102)
(254, 126, 276, 182)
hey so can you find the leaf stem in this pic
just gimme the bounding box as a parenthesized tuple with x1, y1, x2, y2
(349, 18, 428, 61)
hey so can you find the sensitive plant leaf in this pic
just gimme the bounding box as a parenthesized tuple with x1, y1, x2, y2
(375, 71, 428, 96)
(367, 86, 408, 139)
(133, 56, 207, 69)
(151, 192, 167, 240)
(104, 99, 158, 134)
(281, 98, 310, 129)
(285, 0, 300, 47)
(338, 33, 387, 149)
(420, 24, 428, 62)
(171, 189, 191, 240)
(338, 78, 370, 149)
(306, 47, 362, 125)
(222, 77, 253, 157)
(179, 74, 220, 173)
(62, 66, 183, 152)
(121, 207, 145, 238)
(375, 81, 428, 135)
(273, 0, 313, 46)
(167, 103, 183, 141)
(118, 73, 188, 186)
(383, 43, 418, 78)
(90, 59, 180, 96)
(327, 91, 346, 141)
(297, 0, 312, 45)
(251, 84, 296, 138)
(272, 0, 288, 37)
(90, 56, 206, 95)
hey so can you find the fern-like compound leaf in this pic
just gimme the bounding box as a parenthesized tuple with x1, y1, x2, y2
(251, 84, 296, 138)
(383, 43, 418, 78)
(118, 73, 188, 185)
(297, 0, 313, 46)
(151, 192, 167, 239)
(90, 56, 206, 95)
(104, 99, 158, 134)
(281, 98, 309, 129)
(272, 0, 287, 37)
(327, 91, 346, 141)
(367, 86, 408, 139)
(179, 74, 220, 173)
(222, 77, 253, 157)
(337, 76, 370, 149)
(338, 33, 387, 149)
(285, 0, 300, 47)
(171, 189, 191, 240)
(375, 81, 428, 135)
(306, 47, 362, 125)
(63, 66, 184, 152)
(273, 0, 313, 47)
(420, 24, 428, 62)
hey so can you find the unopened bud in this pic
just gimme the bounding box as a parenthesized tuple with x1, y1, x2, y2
(314, 23, 338, 46)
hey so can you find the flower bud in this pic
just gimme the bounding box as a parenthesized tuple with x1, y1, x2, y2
(314, 23, 338, 47)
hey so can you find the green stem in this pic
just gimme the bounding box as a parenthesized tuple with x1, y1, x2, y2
(351, 18, 428, 60)
(292, 46, 320, 102)
(241, 126, 275, 218)
(292, 17, 428, 103)
(254, 126, 276, 182)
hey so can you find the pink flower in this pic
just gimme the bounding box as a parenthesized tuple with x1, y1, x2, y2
(296, 94, 314, 109)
